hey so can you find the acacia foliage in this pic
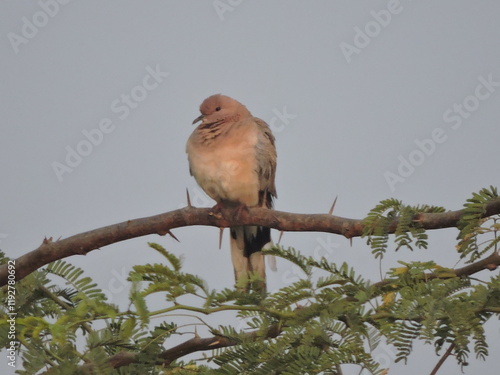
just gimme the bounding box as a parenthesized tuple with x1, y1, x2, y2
(0, 187, 499, 374)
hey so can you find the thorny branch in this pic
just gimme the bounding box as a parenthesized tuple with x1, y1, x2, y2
(2, 197, 500, 286)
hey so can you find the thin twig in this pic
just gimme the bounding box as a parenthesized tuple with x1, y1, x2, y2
(429, 343, 455, 375)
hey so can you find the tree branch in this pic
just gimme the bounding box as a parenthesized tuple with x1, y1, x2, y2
(2, 198, 500, 286)
(2, 198, 500, 287)
(78, 324, 281, 372)
(373, 250, 500, 289)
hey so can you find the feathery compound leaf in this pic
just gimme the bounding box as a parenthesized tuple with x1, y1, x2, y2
(46, 260, 106, 302)
(263, 245, 312, 276)
(148, 242, 182, 271)
(264, 278, 313, 309)
(457, 186, 500, 262)
(130, 282, 149, 326)
(362, 199, 443, 259)
(132, 262, 208, 301)
(389, 321, 422, 364)
(362, 198, 402, 258)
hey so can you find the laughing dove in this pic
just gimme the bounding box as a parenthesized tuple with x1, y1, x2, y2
(186, 94, 277, 291)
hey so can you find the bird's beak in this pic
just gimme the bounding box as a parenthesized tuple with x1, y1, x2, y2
(192, 114, 204, 125)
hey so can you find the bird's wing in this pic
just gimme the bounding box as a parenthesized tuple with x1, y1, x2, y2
(252, 117, 278, 274)
(254, 117, 277, 207)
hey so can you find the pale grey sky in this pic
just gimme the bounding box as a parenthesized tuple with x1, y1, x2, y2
(1, 1, 500, 374)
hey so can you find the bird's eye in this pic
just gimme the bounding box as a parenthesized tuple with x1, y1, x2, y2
(215, 106, 221, 111)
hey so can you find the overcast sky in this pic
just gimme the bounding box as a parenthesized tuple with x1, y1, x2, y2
(1, 1, 500, 374)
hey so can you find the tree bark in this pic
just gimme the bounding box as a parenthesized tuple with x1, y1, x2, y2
(1, 197, 500, 286)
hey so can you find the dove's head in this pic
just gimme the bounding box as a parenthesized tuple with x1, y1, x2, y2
(193, 94, 251, 126)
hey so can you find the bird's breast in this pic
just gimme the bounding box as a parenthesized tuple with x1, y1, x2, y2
(187, 129, 260, 206)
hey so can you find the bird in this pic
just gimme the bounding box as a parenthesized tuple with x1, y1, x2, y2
(186, 94, 277, 291)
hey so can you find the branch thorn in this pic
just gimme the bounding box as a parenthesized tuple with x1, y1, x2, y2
(42, 236, 53, 245)
(168, 230, 180, 243)
(277, 230, 284, 244)
(186, 188, 192, 208)
(219, 227, 224, 249)
(328, 196, 338, 215)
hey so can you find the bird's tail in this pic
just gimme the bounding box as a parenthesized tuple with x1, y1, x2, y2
(230, 225, 271, 292)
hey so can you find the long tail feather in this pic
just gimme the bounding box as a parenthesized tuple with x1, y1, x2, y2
(230, 226, 269, 291)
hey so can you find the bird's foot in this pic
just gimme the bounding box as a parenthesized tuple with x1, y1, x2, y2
(209, 201, 249, 221)
(209, 202, 225, 219)
(234, 202, 250, 221)
(211, 201, 224, 213)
